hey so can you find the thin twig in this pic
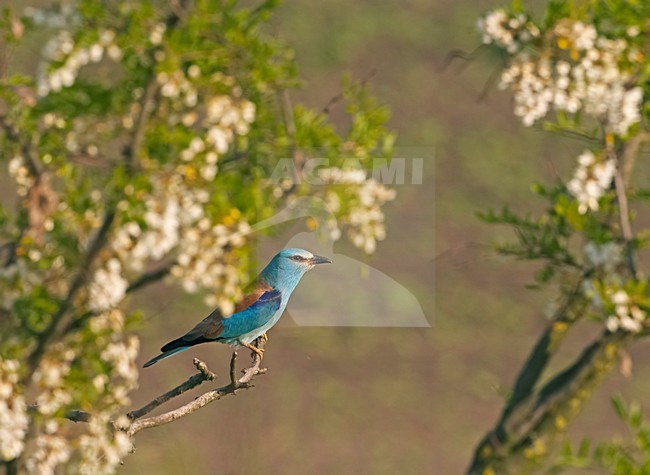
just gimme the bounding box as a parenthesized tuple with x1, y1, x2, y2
(127, 358, 216, 421)
(321, 69, 376, 115)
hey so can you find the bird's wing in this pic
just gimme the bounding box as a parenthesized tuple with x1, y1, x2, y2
(160, 306, 225, 351)
(161, 287, 282, 352)
(220, 289, 282, 338)
(234, 277, 274, 313)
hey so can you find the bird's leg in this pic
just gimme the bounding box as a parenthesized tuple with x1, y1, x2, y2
(241, 341, 264, 360)
(261, 332, 268, 344)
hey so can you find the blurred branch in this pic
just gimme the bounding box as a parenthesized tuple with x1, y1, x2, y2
(467, 276, 590, 474)
(605, 132, 638, 279)
(322, 69, 376, 115)
(279, 89, 303, 192)
(0, 114, 45, 268)
(439, 45, 487, 74)
(468, 326, 630, 474)
(127, 337, 266, 437)
(621, 131, 650, 185)
(24, 1, 190, 380)
(122, 78, 158, 171)
(126, 263, 173, 293)
(25, 209, 117, 379)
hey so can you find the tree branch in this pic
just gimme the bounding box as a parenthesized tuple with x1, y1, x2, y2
(55, 338, 267, 439)
(467, 327, 631, 474)
(127, 338, 266, 437)
(467, 276, 589, 473)
(605, 132, 638, 279)
(25, 208, 116, 379)
(126, 263, 173, 294)
(621, 131, 650, 186)
(127, 358, 216, 421)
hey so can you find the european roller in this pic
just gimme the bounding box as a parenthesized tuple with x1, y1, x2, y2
(143, 248, 331, 367)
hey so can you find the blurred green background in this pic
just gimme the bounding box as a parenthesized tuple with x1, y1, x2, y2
(8, 0, 650, 473)
(126, 1, 650, 473)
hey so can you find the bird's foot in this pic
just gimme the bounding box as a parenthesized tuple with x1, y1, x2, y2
(242, 342, 264, 360)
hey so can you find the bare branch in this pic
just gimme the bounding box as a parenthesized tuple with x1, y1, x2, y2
(127, 337, 266, 437)
(127, 358, 216, 421)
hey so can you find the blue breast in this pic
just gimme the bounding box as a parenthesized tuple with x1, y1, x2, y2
(220, 290, 283, 339)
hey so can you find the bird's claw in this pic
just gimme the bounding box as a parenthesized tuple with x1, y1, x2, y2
(242, 342, 264, 360)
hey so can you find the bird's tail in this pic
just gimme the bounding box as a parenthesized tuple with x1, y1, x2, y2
(142, 346, 189, 368)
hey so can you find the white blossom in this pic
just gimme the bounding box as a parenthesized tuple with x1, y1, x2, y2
(567, 150, 615, 214)
(497, 19, 643, 135)
(0, 360, 28, 461)
(77, 413, 133, 474)
(320, 168, 396, 253)
(605, 289, 646, 333)
(88, 259, 129, 312)
(583, 241, 622, 272)
(149, 22, 166, 45)
(478, 9, 539, 53)
(24, 435, 70, 475)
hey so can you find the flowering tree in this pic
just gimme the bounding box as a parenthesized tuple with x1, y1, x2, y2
(0, 1, 396, 473)
(469, 1, 650, 474)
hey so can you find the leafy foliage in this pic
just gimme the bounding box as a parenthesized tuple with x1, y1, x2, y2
(0, 1, 396, 472)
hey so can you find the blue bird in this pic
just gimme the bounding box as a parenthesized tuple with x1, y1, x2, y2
(143, 248, 331, 367)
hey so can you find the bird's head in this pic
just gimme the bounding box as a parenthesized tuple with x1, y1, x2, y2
(262, 248, 331, 289)
(277, 248, 331, 271)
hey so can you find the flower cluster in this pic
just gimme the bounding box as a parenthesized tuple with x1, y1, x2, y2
(7, 155, 34, 197)
(37, 29, 122, 96)
(567, 150, 615, 214)
(583, 241, 622, 273)
(177, 94, 256, 181)
(113, 199, 180, 272)
(99, 335, 139, 407)
(605, 290, 646, 333)
(157, 69, 198, 107)
(0, 359, 28, 461)
(477, 9, 539, 53)
(23, 433, 70, 475)
(113, 174, 251, 312)
(23, 4, 78, 29)
(88, 259, 129, 313)
(320, 168, 396, 254)
(32, 345, 75, 416)
(172, 218, 250, 314)
(483, 13, 644, 134)
(76, 414, 133, 474)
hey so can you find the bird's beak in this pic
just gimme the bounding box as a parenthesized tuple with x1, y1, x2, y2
(310, 255, 331, 265)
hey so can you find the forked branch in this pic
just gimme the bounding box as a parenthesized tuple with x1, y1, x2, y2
(127, 338, 266, 436)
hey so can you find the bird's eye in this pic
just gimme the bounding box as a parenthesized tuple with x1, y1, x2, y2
(291, 255, 306, 261)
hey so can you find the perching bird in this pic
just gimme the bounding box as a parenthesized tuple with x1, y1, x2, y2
(143, 248, 331, 367)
